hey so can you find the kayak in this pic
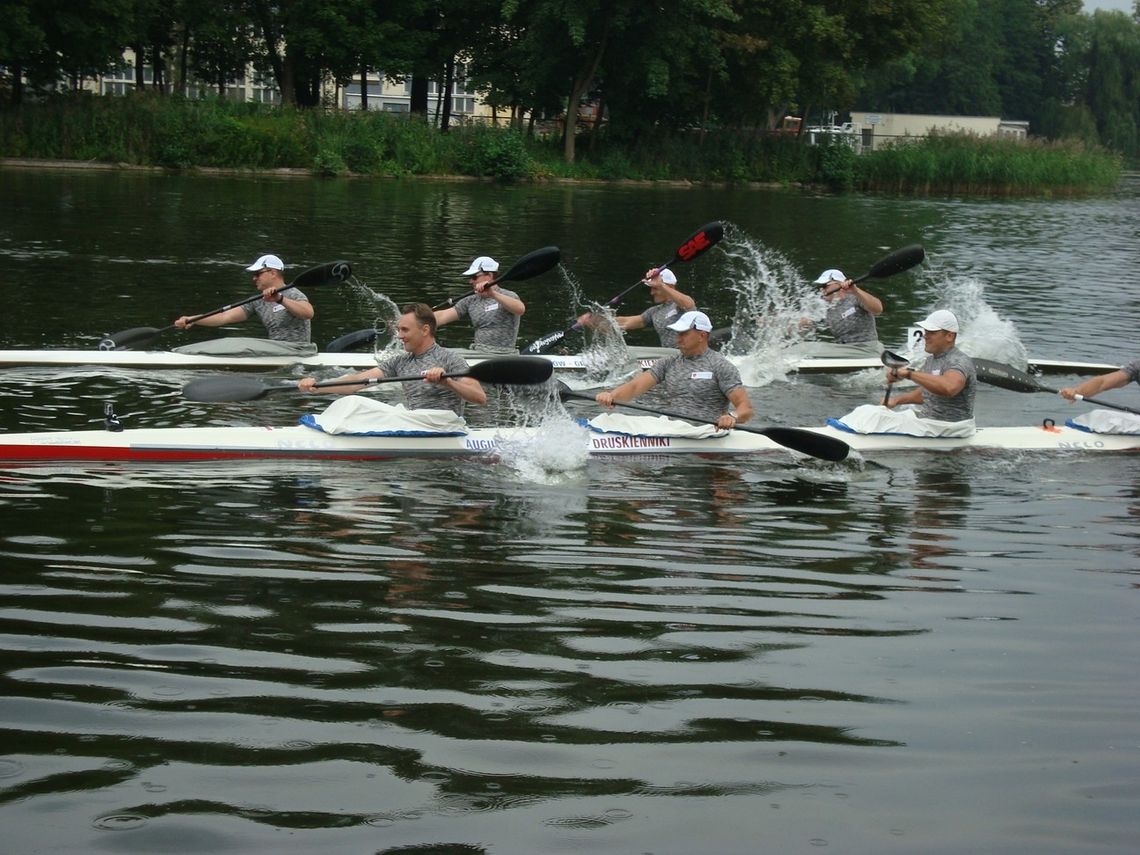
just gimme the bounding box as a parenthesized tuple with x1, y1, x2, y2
(0, 348, 1118, 377)
(0, 422, 1136, 463)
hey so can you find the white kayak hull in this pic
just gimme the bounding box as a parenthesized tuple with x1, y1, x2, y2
(0, 423, 1136, 463)
(0, 348, 1118, 376)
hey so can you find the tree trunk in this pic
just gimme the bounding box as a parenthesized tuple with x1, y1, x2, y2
(360, 66, 368, 110)
(153, 45, 166, 94)
(134, 45, 145, 89)
(177, 26, 190, 94)
(252, 0, 292, 106)
(562, 17, 611, 163)
(410, 76, 429, 116)
(588, 92, 606, 154)
(440, 57, 455, 132)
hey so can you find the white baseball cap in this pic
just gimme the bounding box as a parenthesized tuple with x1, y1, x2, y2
(666, 310, 713, 333)
(813, 268, 846, 285)
(246, 254, 284, 272)
(916, 309, 960, 333)
(656, 269, 678, 286)
(462, 256, 499, 276)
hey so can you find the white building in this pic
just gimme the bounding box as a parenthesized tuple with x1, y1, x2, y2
(849, 112, 1030, 152)
(89, 50, 498, 126)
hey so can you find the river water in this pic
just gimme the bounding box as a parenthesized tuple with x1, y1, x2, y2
(0, 168, 1137, 853)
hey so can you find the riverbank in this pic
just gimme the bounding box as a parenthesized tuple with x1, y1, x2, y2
(0, 95, 1122, 195)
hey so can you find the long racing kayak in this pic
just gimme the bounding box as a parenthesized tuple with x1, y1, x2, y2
(0, 348, 1119, 377)
(0, 422, 1136, 463)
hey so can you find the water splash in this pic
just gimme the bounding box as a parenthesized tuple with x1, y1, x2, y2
(715, 225, 824, 387)
(492, 387, 592, 482)
(344, 275, 401, 358)
(912, 274, 1029, 369)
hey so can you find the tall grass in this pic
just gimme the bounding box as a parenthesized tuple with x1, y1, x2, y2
(0, 94, 1122, 193)
(858, 132, 1121, 195)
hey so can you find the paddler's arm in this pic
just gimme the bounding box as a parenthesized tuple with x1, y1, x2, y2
(722, 387, 753, 429)
(175, 307, 245, 329)
(1060, 369, 1129, 401)
(596, 370, 658, 408)
(887, 366, 965, 401)
(298, 366, 383, 394)
(422, 366, 487, 405)
(481, 285, 525, 316)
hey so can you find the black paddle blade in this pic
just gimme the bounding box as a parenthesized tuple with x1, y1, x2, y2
(182, 375, 285, 402)
(974, 359, 1041, 393)
(675, 222, 723, 263)
(880, 349, 909, 368)
(325, 328, 381, 352)
(757, 427, 850, 462)
(859, 245, 925, 282)
(466, 356, 554, 386)
(496, 246, 561, 284)
(105, 326, 164, 350)
(292, 260, 353, 289)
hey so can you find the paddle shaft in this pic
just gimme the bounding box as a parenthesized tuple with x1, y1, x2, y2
(880, 350, 910, 407)
(182, 355, 554, 402)
(103, 260, 351, 350)
(975, 360, 1140, 415)
(559, 388, 849, 462)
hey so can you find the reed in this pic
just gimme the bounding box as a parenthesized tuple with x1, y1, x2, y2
(0, 95, 1121, 193)
(857, 132, 1121, 195)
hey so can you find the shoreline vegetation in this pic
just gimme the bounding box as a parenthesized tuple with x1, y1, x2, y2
(0, 96, 1123, 196)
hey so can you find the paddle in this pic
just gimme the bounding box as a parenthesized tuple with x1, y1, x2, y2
(325, 247, 562, 352)
(432, 245, 562, 311)
(850, 244, 925, 284)
(99, 260, 354, 351)
(325, 327, 387, 353)
(975, 359, 1140, 416)
(521, 221, 725, 355)
(880, 349, 909, 406)
(556, 383, 850, 462)
(181, 356, 555, 403)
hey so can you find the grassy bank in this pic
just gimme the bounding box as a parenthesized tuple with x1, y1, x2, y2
(0, 94, 1122, 195)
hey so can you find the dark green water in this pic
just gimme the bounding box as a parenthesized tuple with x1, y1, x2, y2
(0, 168, 1137, 853)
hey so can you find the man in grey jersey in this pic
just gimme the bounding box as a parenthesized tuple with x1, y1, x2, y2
(174, 254, 314, 345)
(832, 309, 976, 437)
(434, 255, 525, 352)
(594, 310, 753, 431)
(298, 303, 486, 416)
(812, 267, 884, 345)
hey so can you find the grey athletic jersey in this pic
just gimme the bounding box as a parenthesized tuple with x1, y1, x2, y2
(825, 292, 878, 344)
(375, 343, 471, 415)
(452, 289, 521, 349)
(244, 288, 311, 343)
(647, 348, 744, 423)
(919, 346, 976, 422)
(641, 302, 684, 347)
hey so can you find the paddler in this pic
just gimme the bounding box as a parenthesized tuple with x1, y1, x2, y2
(298, 302, 486, 415)
(173, 254, 314, 347)
(433, 255, 526, 353)
(832, 309, 977, 437)
(576, 267, 697, 348)
(594, 310, 753, 431)
(792, 267, 885, 358)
